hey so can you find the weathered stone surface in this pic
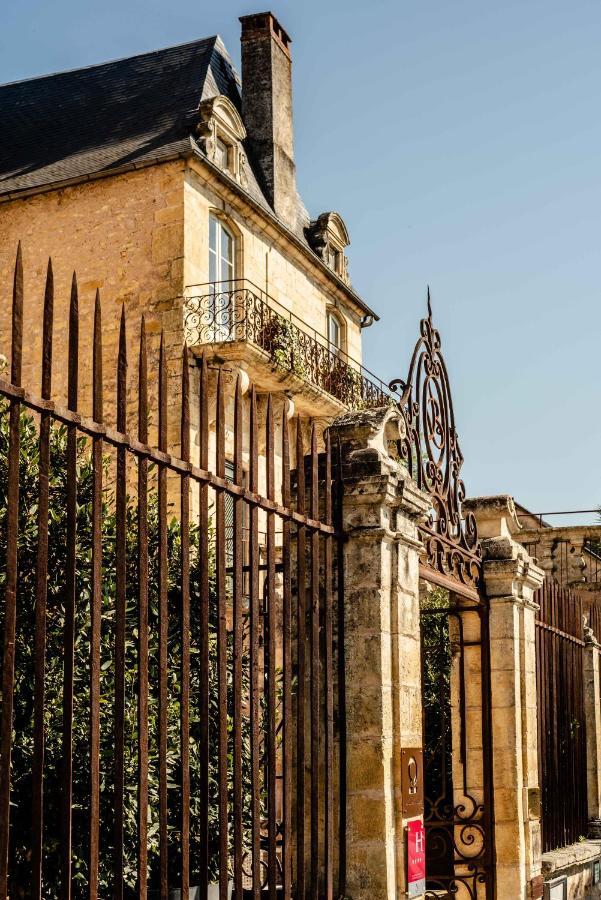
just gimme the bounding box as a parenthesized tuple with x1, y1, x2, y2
(467, 495, 545, 899)
(330, 407, 429, 900)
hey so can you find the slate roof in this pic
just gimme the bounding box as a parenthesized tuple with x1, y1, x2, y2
(0, 36, 268, 209)
(0, 36, 378, 319)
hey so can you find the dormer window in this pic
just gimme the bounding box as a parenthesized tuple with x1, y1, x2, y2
(326, 246, 341, 275)
(197, 96, 247, 183)
(306, 212, 351, 285)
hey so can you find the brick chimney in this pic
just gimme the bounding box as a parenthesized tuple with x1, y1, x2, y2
(240, 12, 297, 230)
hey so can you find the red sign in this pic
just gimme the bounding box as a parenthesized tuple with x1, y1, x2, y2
(407, 818, 426, 898)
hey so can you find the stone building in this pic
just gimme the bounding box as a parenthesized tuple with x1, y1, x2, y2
(3, 12, 601, 900)
(0, 11, 385, 476)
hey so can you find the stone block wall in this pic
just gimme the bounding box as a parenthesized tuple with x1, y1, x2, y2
(0, 161, 186, 445)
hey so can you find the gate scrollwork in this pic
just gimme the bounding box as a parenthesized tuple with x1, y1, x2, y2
(389, 291, 482, 593)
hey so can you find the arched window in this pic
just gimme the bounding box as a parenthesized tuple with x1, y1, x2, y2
(209, 214, 235, 285)
(209, 214, 236, 341)
(327, 310, 344, 354)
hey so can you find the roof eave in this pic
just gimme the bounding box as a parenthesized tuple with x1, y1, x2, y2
(0, 143, 380, 323)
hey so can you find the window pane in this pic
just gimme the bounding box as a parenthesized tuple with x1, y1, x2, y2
(328, 313, 341, 349)
(216, 138, 229, 169)
(209, 249, 218, 284)
(221, 228, 233, 265)
(209, 215, 218, 253)
(221, 256, 234, 283)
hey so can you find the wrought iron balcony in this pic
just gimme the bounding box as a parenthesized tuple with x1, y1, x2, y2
(183, 281, 391, 411)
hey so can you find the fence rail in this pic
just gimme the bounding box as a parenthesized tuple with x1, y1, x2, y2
(535, 578, 588, 853)
(183, 281, 391, 411)
(0, 247, 345, 899)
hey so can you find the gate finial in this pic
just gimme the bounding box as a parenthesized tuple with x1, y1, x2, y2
(427, 285, 432, 320)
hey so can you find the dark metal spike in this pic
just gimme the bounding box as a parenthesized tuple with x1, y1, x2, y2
(158, 330, 167, 452)
(93, 290, 103, 424)
(41, 258, 54, 400)
(11, 242, 23, 387)
(117, 305, 127, 434)
(138, 316, 148, 443)
(181, 344, 190, 461)
(68, 273, 79, 412)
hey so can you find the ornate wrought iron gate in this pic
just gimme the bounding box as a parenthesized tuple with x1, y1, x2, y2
(391, 295, 495, 899)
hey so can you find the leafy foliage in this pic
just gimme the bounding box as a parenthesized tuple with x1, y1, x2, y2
(0, 403, 253, 897)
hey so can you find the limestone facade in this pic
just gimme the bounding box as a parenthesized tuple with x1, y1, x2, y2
(330, 406, 430, 900)
(464, 496, 545, 900)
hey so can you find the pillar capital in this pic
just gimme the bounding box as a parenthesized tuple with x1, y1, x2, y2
(330, 405, 431, 537)
(465, 494, 544, 603)
(463, 494, 523, 539)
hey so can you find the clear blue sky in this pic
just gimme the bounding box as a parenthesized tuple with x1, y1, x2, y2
(2, 0, 600, 522)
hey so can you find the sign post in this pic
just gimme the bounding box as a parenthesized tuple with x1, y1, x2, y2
(407, 818, 426, 898)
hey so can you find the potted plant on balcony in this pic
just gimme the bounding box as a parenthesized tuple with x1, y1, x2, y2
(325, 357, 365, 408)
(256, 314, 308, 380)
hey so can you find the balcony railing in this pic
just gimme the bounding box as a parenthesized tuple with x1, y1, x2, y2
(183, 281, 391, 410)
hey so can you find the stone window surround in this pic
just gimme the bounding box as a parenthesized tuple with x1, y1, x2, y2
(306, 211, 351, 285)
(196, 95, 247, 183)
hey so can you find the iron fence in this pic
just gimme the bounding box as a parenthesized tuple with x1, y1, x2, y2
(183, 281, 391, 410)
(535, 578, 588, 853)
(0, 248, 345, 899)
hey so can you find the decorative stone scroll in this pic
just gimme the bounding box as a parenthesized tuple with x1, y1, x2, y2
(389, 292, 482, 594)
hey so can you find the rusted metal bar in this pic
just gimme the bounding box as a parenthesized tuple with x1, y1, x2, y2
(323, 429, 334, 900)
(232, 375, 244, 900)
(158, 332, 169, 899)
(0, 245, 23, 900)
(534, 618, 586, 646)
(137, 318, 150, 899)
(479, 604, 496, 894)
(215, 369, 229, 900)
(198, 355, 210, 900)
(61, 270, 79, 900)
(281, 408, 292, 900)
(309, 423, 319, 900)
(265, 395, 277, 900)
(0, 376, 339, 535)
(113, 305, 127, 900)
(0, 259, 358, 898)
(295, 418, 307, 900)
(335, 435, 347, 900)
(31, 259, 53, 900)
(249, 387, 261, 900)
(180, 345, 191, 897)
(536, 578, 588, 851)
(88, 291, 104, 899)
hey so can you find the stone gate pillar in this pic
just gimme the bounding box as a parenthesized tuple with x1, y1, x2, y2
(583, 628, 601, 830)
(463, 496, 545, 900)
(330, 406, 430, 900)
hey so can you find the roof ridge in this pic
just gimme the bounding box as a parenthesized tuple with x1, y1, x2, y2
(0, 34, 222, 90)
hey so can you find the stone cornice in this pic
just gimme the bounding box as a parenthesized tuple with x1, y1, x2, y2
(481, 539, 545, 602)
(463, 494, 522, 540)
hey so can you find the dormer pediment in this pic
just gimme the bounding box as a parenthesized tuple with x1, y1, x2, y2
(306, 211, 351, 283)
(198, 95, 247, 142)
(196, 95, 247, 182)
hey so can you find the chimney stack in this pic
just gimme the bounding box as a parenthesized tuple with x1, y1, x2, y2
(240, 12, 297, 230)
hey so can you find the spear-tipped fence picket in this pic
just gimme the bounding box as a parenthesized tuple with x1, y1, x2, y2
(0, 247, 346, 900)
